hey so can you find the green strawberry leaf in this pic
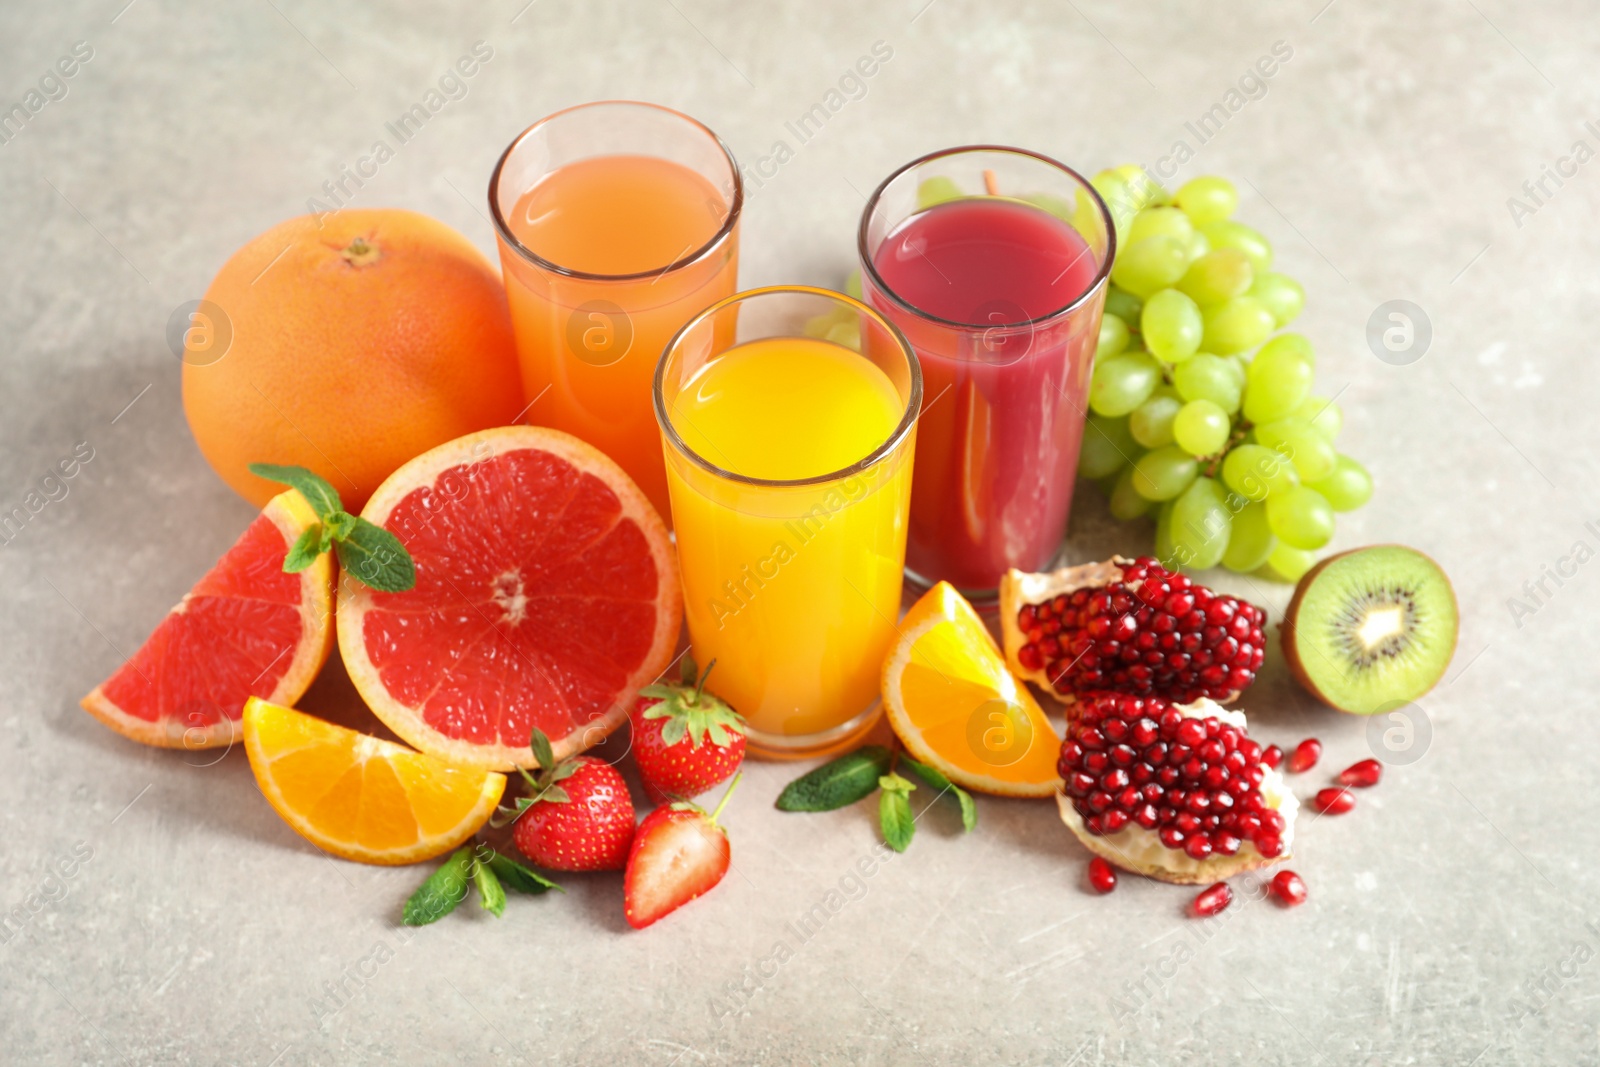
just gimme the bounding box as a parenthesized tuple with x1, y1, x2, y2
(335, 517, 416, 593)
(282, 523, 326, 573)
(901, 757, 978, 833)
(775, 745, 892, 812)
(530, 728, 555, 771)
(471, 854, 506, 917)
(878, 774, 916, 852)
(401, 846, 474, 925)
(248, 462, 343, 520)
(486, 850, 562, 895)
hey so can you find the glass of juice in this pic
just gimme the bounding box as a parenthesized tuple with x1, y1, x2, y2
(489, 101, 742, 520)
(858, 146, 1115, 598)
(655, 286, 921, 759)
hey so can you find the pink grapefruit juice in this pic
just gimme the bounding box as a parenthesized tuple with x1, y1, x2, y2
(864, 195, 1102, 593)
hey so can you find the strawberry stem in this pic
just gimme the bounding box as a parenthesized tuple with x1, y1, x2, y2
(708, 771, 742, 825)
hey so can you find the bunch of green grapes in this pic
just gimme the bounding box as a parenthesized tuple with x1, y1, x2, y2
(1077, 166, 1373, 582)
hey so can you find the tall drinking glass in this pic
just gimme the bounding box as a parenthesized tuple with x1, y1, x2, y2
(490, 101, 742, 519)
(655, 286, 920, 759)
(858, 146, 1114, 598)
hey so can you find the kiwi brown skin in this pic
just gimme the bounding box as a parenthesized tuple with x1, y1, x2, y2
(1280, 544, 1459, 715)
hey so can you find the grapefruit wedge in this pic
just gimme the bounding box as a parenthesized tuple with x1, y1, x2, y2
(338, 426, 681, 771)
(80, 490, 335, 749)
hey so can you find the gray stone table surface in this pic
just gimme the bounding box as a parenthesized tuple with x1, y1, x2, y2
(2, 1, 1596, 1063)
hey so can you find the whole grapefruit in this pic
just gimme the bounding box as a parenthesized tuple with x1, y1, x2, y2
(182, 209, 525, 510)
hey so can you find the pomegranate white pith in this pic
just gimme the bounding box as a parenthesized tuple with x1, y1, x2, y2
(1056, 698, 1298, 886)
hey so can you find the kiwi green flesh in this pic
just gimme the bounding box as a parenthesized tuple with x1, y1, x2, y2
(1288, 546, 1458, 715)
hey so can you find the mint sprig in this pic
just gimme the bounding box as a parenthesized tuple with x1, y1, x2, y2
(249, 462, 416, 593)
(775, 743, 980, 852)
(877, 773, 916, 852)
(401, 843, 561, 926)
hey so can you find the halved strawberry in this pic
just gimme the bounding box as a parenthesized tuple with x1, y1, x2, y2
(503, 729, 635, 872)
(624, 775, 739, 929)
(631, 658, 746, 804)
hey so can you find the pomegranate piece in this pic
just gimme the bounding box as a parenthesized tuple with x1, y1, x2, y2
(1270, 870, 1307, 906)
(1088, 856, 1118, 894)
(1261, 744, 1284, 769)
(1287, 738, 1322, 774)
(1192, 881, 1233, 917)
(1058, 693, 1291, 872)
(1338, 758, 1383, 788)
(1000, 557, 1266, 705)
(1313, 787, 1356, 814)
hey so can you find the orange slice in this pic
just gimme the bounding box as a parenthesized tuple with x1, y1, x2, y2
(242, 697, 505, 866)
(882, 582, 1061, 797)
(81, 490, 334, 750)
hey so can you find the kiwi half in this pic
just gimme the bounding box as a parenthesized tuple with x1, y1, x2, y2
(1281, 545, 1458, 715)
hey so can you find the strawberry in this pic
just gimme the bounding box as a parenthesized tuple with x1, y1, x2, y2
(631, 657, 746, 804)
(503, 728, 635, 872)
(624, 774, 740, 929)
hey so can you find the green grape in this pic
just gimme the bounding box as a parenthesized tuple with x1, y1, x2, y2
(1168, 476, 1231, 570)
(1173, 354, 1242, 413)
(1265, 486, 1335, 550)
(1199, 220, 1272, 272)
(1097, 470, 1123, 495)
(1222, 501, 1276, 573)
(1296, 395, 1343, 440)
(1255, 418, 1335, 482)
(1078, 414, 1137, 478)
(1185, 228, 1210, 263)
(1111, 164, 1170, 208)
(1140, 288, 1203, 363)
(1174, 176, 1239, 226)
(1223, 354, 1248, 386)
(1201, 296, 1276, 355)
(1261, 542, 1317, 582)
(1130, 391, 1183, 448)
(1019, 191, 1076, 222)
(1104, 287, 1143, 325)
(802, 308, 850, 339)
(1110, 235, 1189, 298)
(1176, 248, 1254, 307)
(1089, 352, 1161, 417)
(1222, 443, 1298, 501)
(1309, 455, 1373, 511)
(1242, 346, 1314, 423)
(1173, 399, 1231, 456)
(1128, 206, 1194, 246)
(824, 320, 861, 351)
(1249, 271, 1305, 327)
(1109, 464, 1153, 520)
(1132, 445, 1199, 501)
(1096, 314, 1130, 360)
(845, 269, 863, 300)
(1091, 171, 1139, 238)
(1255, 332, 1315, 367)
(917, 176, 964, 209)
(1154, 500, 1176, 565)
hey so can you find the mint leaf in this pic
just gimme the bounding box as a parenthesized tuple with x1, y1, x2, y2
(775, 745, 892, 812)
(402, 847, 473, 925)
(248, 462, 343, 520)
(335, 517, 416, 593)
(282, 524, 325, 573)
(471, 855, 506, 917)
(878, 773, 916, 852)
(901, 757, 978, 833)
(486, 850, 562, 895)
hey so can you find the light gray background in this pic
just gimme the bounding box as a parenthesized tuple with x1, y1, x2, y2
(2, 1, 1594, 1063)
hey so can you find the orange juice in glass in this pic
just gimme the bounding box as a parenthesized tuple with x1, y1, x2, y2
(655, 287, 920, 758)
(489, 101, 742, 518)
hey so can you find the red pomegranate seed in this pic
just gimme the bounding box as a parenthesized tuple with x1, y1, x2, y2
(1192, 881, 1233, 917)
(1012, 558, 1266, 704)
(1270, 870, 1307, 906)
(1260, 744, 1283, 769)
(1087, 856, 1118, 894)
(1313, 787, 1356, 814)
(1287, 738, 1321, 774)
(1338, 759, 1383, 788)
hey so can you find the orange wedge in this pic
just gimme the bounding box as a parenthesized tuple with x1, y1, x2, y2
(242, 697, 505, 866)
(882, 582, 1061, 797)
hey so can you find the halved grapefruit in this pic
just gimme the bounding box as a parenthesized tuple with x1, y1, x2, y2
(80, 490, 335, 749)
(337, 426, 681, 771)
